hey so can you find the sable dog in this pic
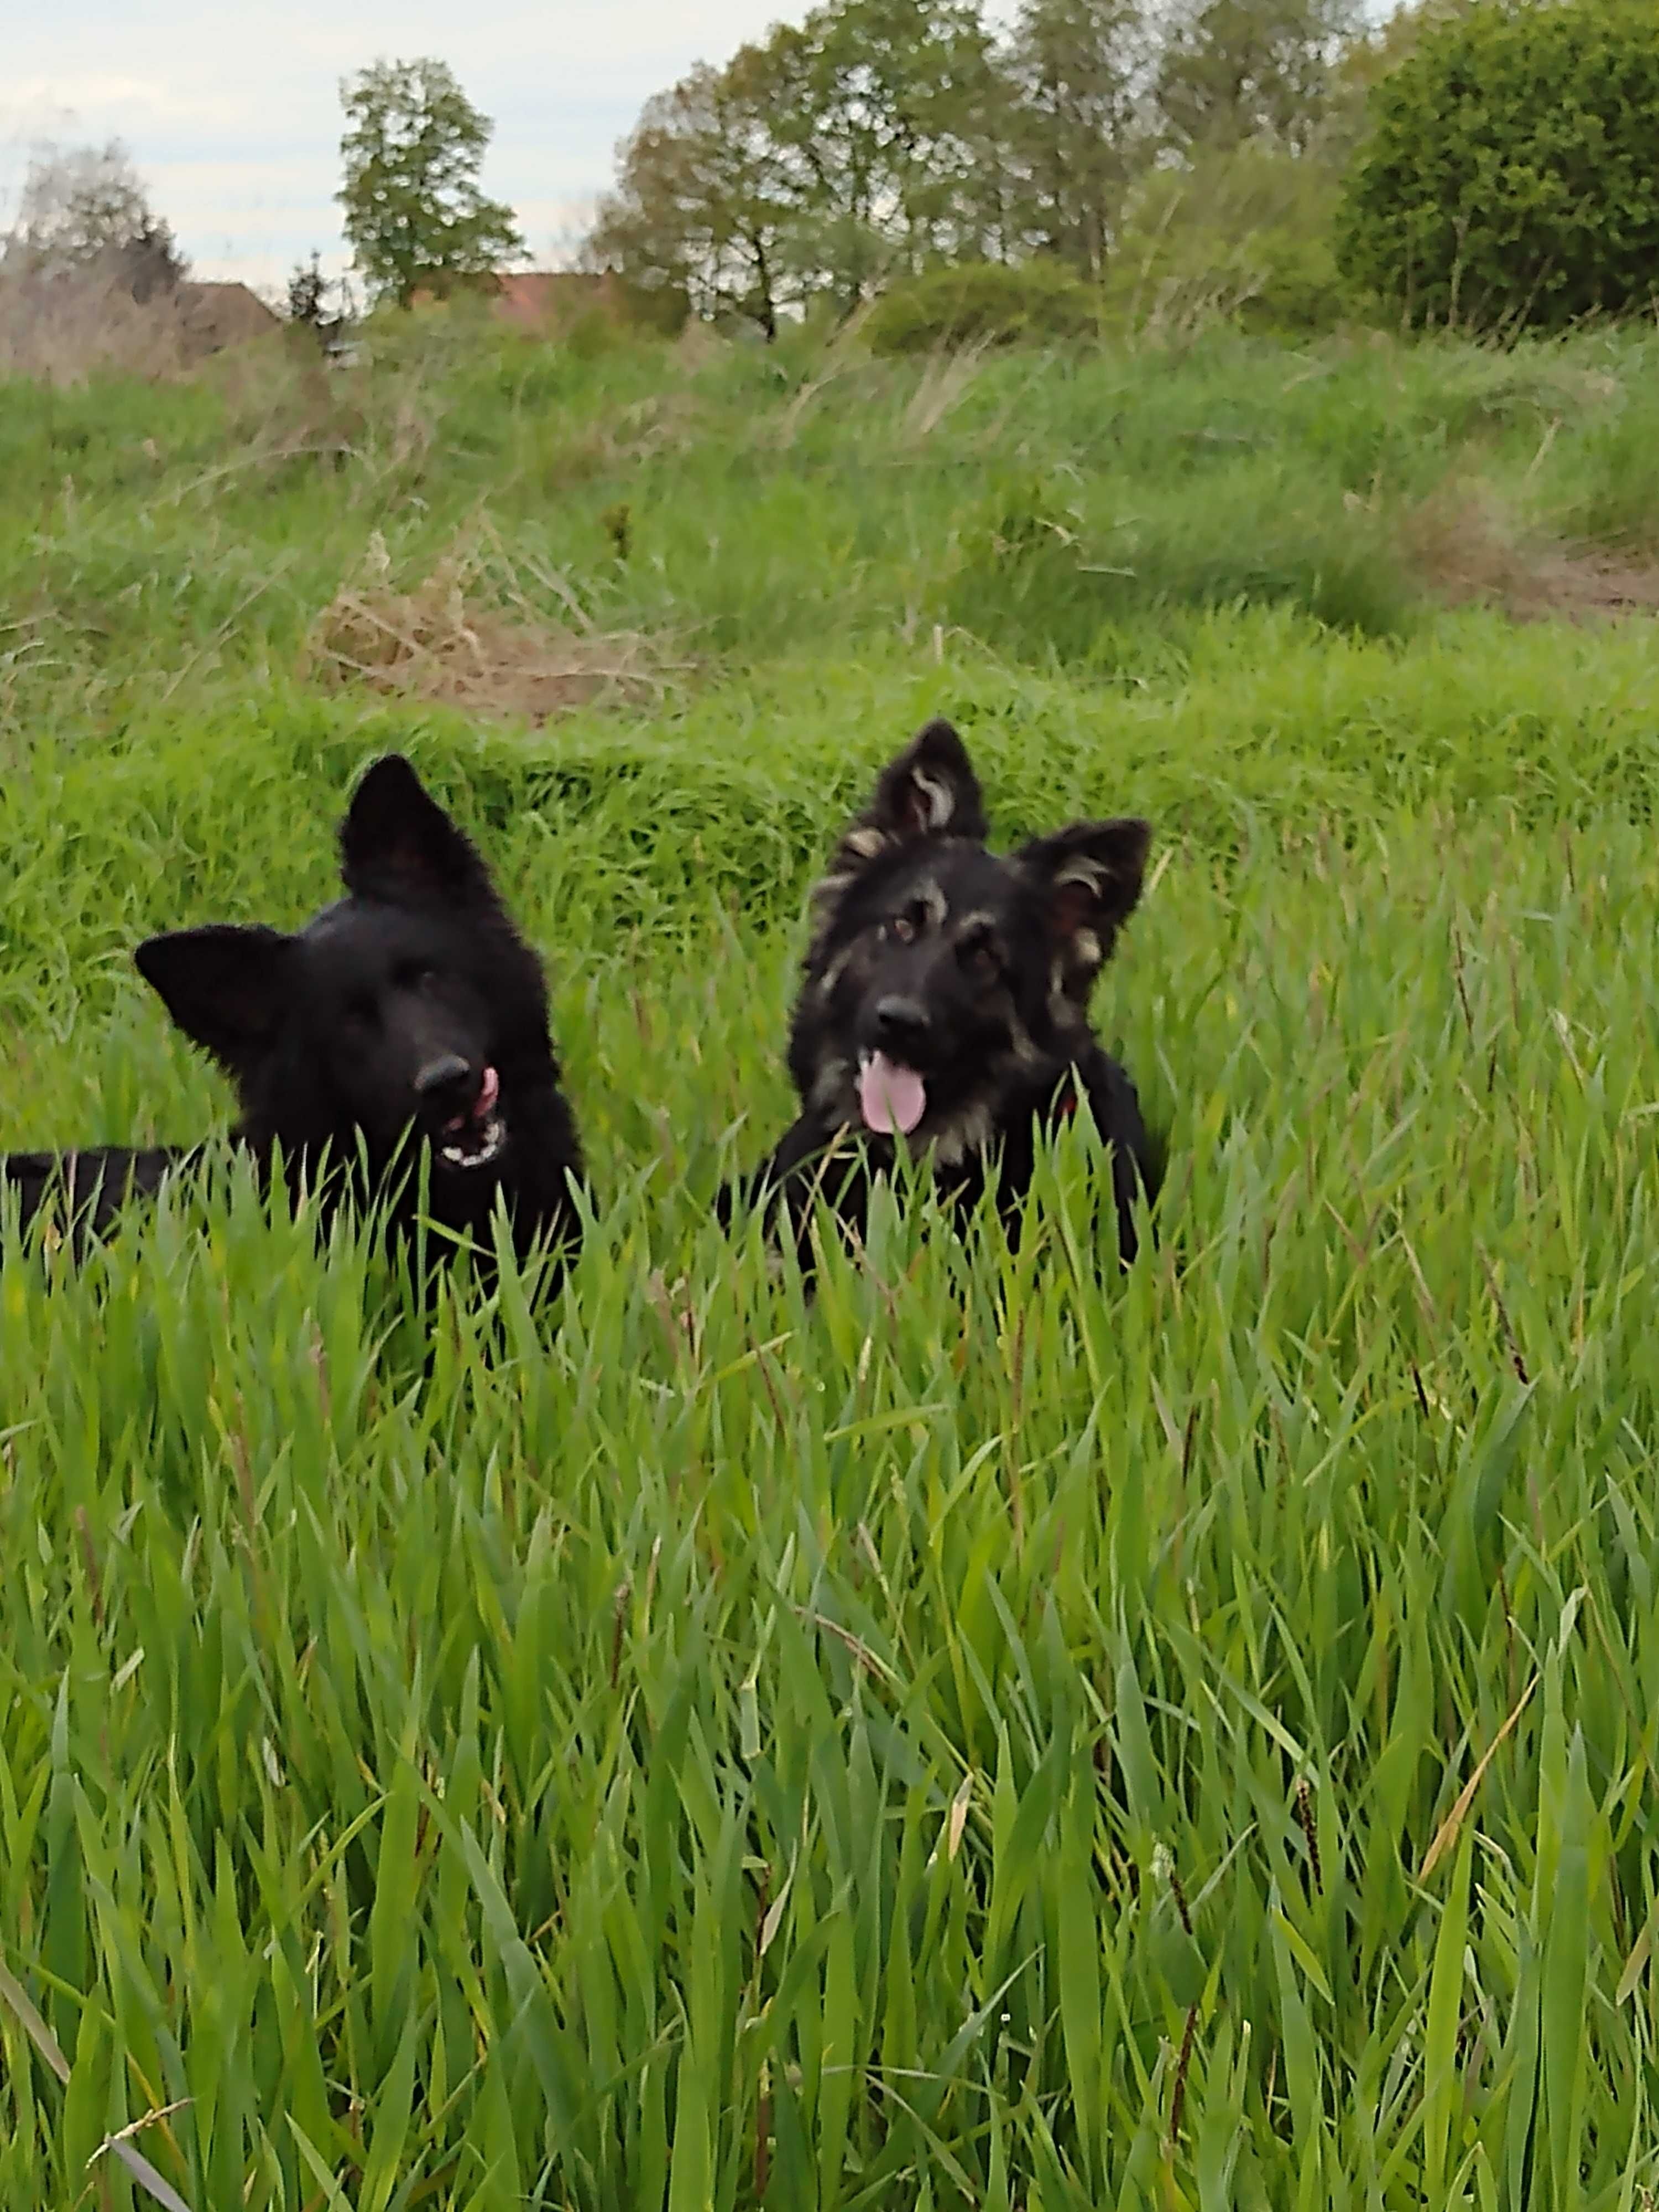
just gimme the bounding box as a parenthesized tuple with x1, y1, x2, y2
(724, 718, 1161, 1268)
(2, 754, 584, 1280)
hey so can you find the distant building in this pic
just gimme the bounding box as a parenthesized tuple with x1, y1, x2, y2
(0, 258, 284, 380)
(493, 270, 619, 328)
(409, 268, 685, 335)
(176, 281, 282, 358)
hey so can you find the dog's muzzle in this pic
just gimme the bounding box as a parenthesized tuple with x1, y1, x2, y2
(416, 1057, 507, 1172)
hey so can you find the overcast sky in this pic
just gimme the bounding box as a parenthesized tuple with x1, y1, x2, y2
(3, 2, 797, 295)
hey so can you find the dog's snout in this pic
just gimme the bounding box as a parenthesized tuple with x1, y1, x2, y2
(872, 995, 931, 1054)
(414, 1053, 472, 1107)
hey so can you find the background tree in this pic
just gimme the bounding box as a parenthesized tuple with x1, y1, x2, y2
(585, 0, 1452, 337)
(1154, 0, 1363, 155)
(1337, 0, 1659, 331)
(286, 251, 330, 329)
(1005, 0, 1150, 278)
(764, 0, 1012, 307)
(589, 52, 797, 338)
(591, 0, 1010, 333)
(338, 59, 524, 309)
(1317, 0, 1465, 168)
(6, 140, 186, 301)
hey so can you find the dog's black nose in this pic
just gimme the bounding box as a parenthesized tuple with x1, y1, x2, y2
(414, 1053, 472, 1109)
(872, 995, 931, 1055)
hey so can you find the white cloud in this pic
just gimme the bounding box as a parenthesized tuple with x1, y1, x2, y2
(7, 76, 244, 126)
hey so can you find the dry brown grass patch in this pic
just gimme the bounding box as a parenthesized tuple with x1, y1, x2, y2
(192, 337, 469, 504)
(201, 338, 364, 448)
(0, 268, 191, 385)
(1398, 480, 1659, 623)
(304, 524, 674, 723)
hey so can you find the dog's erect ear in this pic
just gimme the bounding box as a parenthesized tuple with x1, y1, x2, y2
(813, 720, 987, 916)
(338, 754, 495, 907)
(863, 719, 987, 847)
(1018, 817, 1151, 1006)
(135, 925, 294, 1075)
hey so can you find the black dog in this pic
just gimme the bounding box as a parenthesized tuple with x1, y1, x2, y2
(725, 718, 1161, 1270)
(2, 754, 584, 1281)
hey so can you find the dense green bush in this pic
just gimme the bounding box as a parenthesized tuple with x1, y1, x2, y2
(1337, 0, 1659, 332)
(865, 257, 1099, 353)
(1104, 144, 1349, 340)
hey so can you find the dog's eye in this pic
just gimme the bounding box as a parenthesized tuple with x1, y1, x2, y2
(395, 962, 437, 994)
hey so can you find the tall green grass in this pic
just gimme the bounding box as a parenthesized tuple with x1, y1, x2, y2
(3, 320, 1658, 759)
(3, 325, 1659, 2208)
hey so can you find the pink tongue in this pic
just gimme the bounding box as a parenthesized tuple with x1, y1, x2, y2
(858, 1053, 926, 1135)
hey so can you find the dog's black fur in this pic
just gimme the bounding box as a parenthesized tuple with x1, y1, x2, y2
(2, 755, 584, 1280)
(723, 718, 1161, 1269)
(0, 1146, 187, 1248)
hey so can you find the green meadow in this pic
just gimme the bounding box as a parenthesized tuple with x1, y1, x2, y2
(3, 318, 1659, 2209)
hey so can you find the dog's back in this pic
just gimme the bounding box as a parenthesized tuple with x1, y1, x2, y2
(2, 1146, 189, 1250)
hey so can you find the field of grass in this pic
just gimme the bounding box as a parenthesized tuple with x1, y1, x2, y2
(4, 318, 1659, 2210)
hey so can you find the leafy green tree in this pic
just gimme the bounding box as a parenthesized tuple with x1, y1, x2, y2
(338, 59, 524, 309)
(1337, 0, 1659, 331)
(286, 252, 330, 329)
(1154, 0, 1363, 155)
(588, 0, 1385, 329)
(1319, 0, 1475, 167)
(1005, 0, 1149, 278)
(589, 0, 1013, 328)
(588, 49, 797, 338)
(1329, 0, 1478, 113)
(766, 0, 1011, 306)
(8, 139, 186, 300)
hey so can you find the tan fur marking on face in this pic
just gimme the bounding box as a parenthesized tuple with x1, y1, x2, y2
(1048, 976, 1082, 1024)
(810, 1054, 857, 1114)
(1050, 927, 1105, 1017)
(930, 1101, 995, 1167)
(846, 826, 890, 860)
(815, 943, 856, 1002)
(1004, 1010, 1043, 1068)
(916, 877, 948, 929)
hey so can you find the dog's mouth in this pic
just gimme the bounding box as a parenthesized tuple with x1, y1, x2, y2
(857, 1051, 927, 1136)
(436, 1064, 507, 1172)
